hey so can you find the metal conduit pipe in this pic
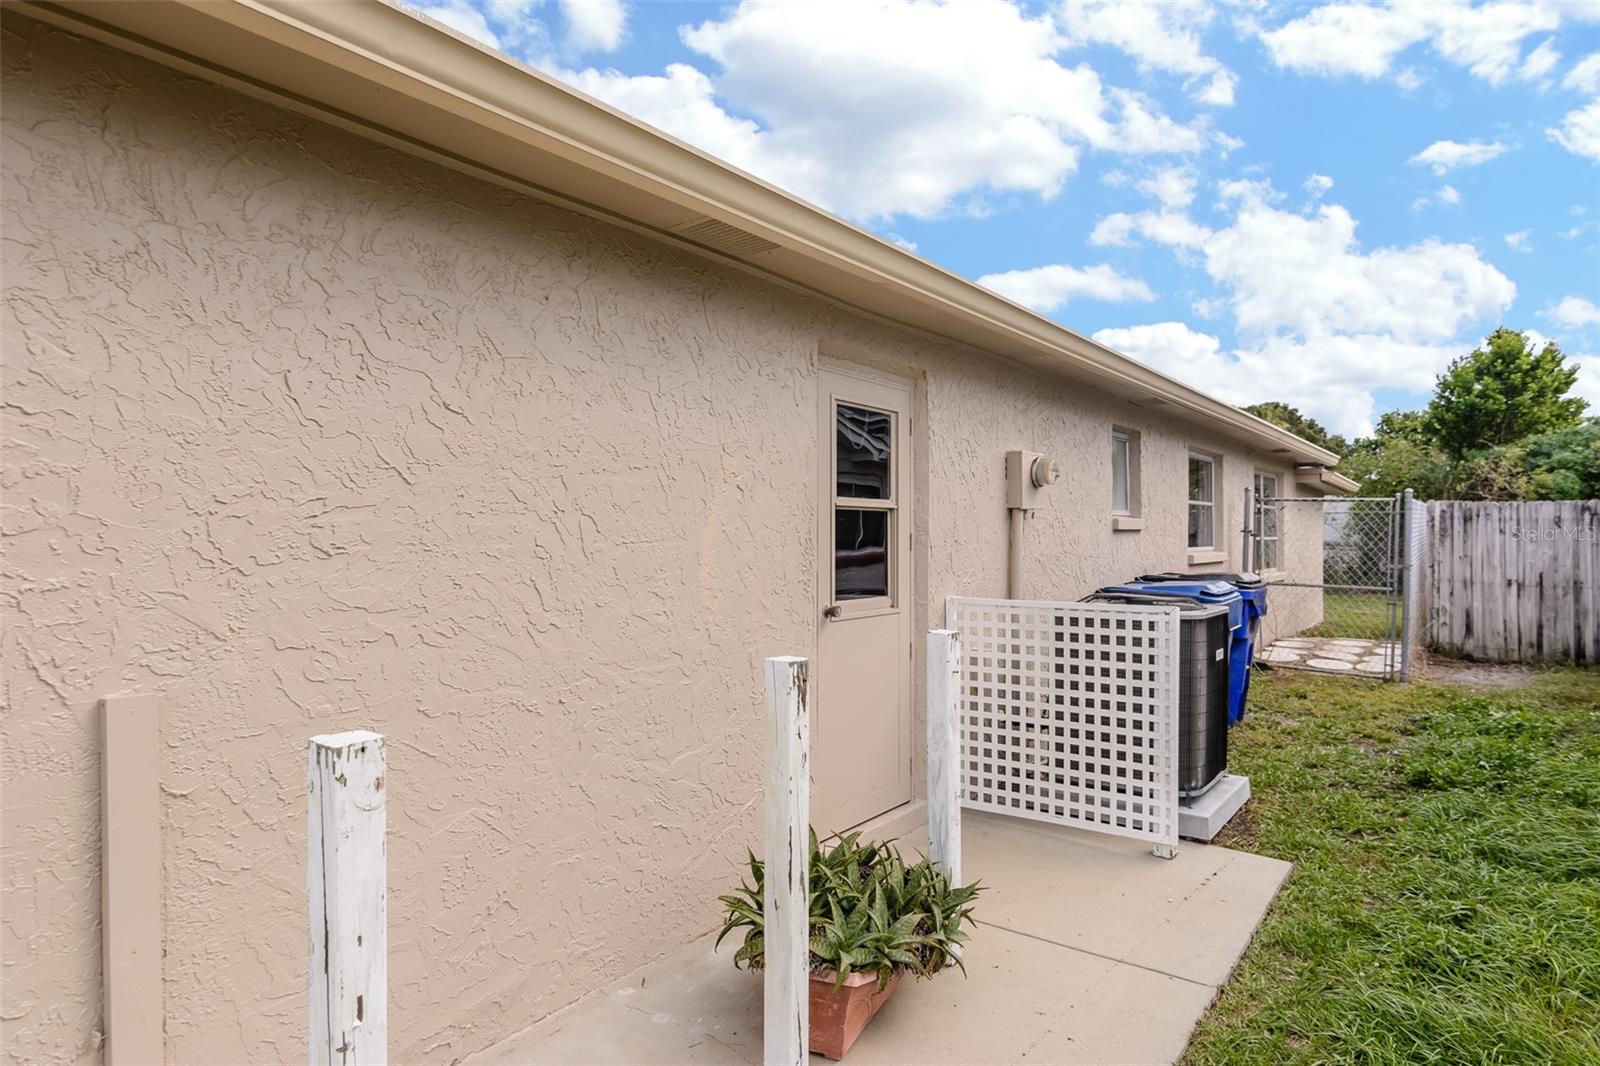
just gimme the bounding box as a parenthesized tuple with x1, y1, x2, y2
(1005, 450, 1060, 600)
(1008, 507, 1026, 599)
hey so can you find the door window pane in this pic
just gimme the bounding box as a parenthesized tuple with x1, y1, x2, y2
(836, 404, 892, 499)
(1253, 473, 1281, 570)
(835, 508, 888, 599)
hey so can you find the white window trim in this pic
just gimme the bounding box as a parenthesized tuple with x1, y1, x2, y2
(1111, 426, 1142, 530)
(1112, 429, 1131, 516)
(1187, 452, 1216, 550)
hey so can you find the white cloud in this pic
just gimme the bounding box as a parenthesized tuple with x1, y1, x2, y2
(1549, 295, 1600, 328)
(976, 263, 1155, 312)
(1093, 321, 1234, 378)
(1089, 212, 1138, 246)
(1548, 98, 1600, 160)
(1139, 165, 1199, 210)
(1055, 1, 1237, 106)
(1415, 183, 1463, 210)
(1505, 229, 1533, 252)
(1304, 172, 1334, 198)
(560, 0, 625, 51)
(406, 0, 504, 48)
(1099, 178, 1516, 434)
(1409, 138, 1508, 174)
(557, 0, 1209, 220)
(1259, 2, 1565, 87)
(1560, 224, 1585, 239)
(1395, 66, 1424, 90)
(1520, 38, 1560, 82)
(403, 1, 550, 54)
(1564, 52, 1600, 94)
(1572, 354, 1600, 409)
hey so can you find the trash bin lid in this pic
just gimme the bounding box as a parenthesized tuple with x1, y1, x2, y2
(1101, 579, 1239, 600)
(1082, 592, 1229, 619)
(1138, 570, 1264, 588)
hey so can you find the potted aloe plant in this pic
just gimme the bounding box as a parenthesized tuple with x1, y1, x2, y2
(716, 829, 982, 1060)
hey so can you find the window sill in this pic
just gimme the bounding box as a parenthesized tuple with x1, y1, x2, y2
(1187, 549, 1226, 565)
(1111, 515, 1144, 532)
(1257, 567, 1286, 581)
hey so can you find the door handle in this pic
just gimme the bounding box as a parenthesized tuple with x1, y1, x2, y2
(823, 604, 842, 620)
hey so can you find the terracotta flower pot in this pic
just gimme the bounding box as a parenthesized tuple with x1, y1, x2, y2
(808, 969, 903, 1060)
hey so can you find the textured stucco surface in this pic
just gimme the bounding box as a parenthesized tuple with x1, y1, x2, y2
(2, 18, 1322, 1064)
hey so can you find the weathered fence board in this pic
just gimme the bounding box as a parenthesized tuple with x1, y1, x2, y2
(1424, 500, 1599, 664)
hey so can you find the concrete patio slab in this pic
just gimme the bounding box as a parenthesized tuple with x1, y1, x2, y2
(466, 813, 1290, 1066)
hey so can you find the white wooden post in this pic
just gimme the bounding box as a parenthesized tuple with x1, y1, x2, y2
(101, 694, 163, 1066)
(309, 731, 387, 1066)
(763, 657, 809, 1066)
(926, 630, 962, 887)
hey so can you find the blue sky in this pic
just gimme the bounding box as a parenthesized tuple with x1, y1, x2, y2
(402, 0, 1600, 437)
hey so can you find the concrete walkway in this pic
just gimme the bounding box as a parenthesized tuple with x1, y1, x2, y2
(467, 813, 1291, 1065)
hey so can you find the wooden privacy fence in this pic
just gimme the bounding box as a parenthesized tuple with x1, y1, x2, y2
(1422, 500, 1599, 664)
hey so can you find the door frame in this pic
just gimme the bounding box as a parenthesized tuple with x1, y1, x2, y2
(814, 358, 916, 831)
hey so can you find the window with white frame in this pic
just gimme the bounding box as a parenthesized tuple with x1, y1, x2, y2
(1112, 429, 1134, 514)
(1253, 472, 1281, 570)
(1188, 453, 1215, 548)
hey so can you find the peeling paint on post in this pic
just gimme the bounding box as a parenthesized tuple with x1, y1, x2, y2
(925, 630, 962, 888)
(763, 657, 808, 1066)
(308, 731, 387, 1066)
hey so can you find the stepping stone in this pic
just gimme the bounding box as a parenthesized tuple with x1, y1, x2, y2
(1354, 659, 1389, 673)
(1260, 648, 1302, 663)
(1273, 639, 1314, 649)
(1307, 658, 1355, 671)
(1312, 650, 1360, 661)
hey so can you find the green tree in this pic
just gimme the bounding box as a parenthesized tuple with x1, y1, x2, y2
(1342, 406, 1449, 498)
(1520, 418, 1600, 498)
(1342, 434, 1449, 499)
(1244, 401, 1350, 456)
(1453, 417, 1600, 500)
(1425, 329, 1588, 461)
(1370, 409, 1432, 445)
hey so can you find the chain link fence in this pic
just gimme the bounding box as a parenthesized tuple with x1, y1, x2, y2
(1254, 494, 1406, 679)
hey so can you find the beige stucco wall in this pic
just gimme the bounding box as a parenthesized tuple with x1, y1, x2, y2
(1, 18, 1323, 1065)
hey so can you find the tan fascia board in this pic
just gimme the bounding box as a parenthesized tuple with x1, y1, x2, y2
(19, 0, 1340, 468)
(1295, 466, 1360, 495)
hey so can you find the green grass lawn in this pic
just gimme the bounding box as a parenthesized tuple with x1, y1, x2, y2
(1301, 590, 1402, 641)
(1184, 666, 1600, 1066)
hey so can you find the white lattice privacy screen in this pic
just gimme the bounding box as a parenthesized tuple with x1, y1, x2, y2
(946, 597, 1181, 855)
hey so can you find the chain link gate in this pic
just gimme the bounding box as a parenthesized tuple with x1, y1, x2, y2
(1246, 492, 1412, 680)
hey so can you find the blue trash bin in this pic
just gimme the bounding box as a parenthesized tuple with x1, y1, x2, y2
(1137, 572, 1268, 723)
(1097, 578, 1251, 725)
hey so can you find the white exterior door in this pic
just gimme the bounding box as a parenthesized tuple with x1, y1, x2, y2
(814, 365, 913, 834)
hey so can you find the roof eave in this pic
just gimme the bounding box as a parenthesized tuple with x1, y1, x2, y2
(17, 0, 1341, 468)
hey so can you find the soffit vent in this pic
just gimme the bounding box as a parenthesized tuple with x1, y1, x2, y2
(669, 216, 779, 258)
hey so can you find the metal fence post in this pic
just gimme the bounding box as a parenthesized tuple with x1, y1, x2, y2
(309, 730, 387, 1066)
(1241, 486, 1254, 571)
(763, 657, 809, 1066)
(1400, 488, 1421, 680)
(926, 630, 962, 887)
